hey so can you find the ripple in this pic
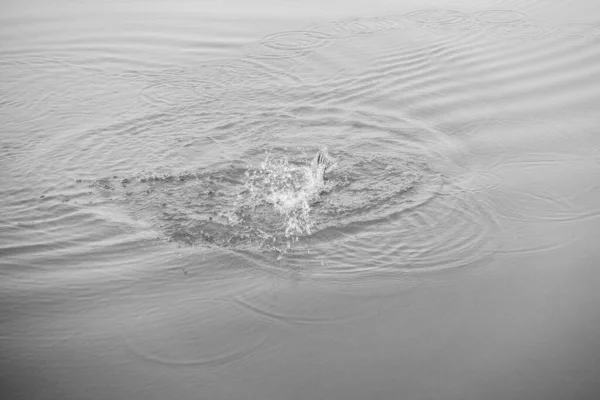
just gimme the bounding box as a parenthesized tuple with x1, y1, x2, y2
(244, 31, 335, 59)
(378, 192, 496, 273)
(124, 297, 269, 367)
(312, 152, 445, 229)
(482, 153, 600, 223)
(83, 73, 495, 278)
(82, 130, 446, 257)
(406, 9, 482, 33)
(233, 286, 388, 326)
(43, 8, 600, 285)
(270, 189, 496, 279)
(228, 144, 498, 278)
(474, 10, 528, 24)
(486, 19, 555, 40)
(495, 218, 582, 256)
(546, 23, 600, 47)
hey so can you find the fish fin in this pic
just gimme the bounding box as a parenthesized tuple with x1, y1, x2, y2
(311, 147, 337, 175)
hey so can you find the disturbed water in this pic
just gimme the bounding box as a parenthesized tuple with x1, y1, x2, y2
(2, 1, 600, 399)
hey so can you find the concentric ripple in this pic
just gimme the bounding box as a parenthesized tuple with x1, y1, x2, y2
(244, 31, 335, 59)
(547, 23, 600, 47)
(474, 10, 528, 24)
(311, 152, 445, 230)
(406, 9, 482, 33)
(244, 186, 497, 281)
(124, 297, 269, 367)
(481, 152, 600, 224)
(82, 135, 450, 260)
(378, 192, 496, 273)
(486, 19, 555, 40)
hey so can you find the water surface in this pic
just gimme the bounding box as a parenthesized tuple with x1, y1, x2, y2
(2, 1, 600, 399)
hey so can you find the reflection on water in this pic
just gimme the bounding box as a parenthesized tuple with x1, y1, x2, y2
(2, 1, 600, 399)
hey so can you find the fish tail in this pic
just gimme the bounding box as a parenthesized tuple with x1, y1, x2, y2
(311, 147, 337, 174)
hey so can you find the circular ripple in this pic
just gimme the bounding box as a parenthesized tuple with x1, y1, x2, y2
(474, 10, 528, 24)
(494, 218, 582, 257)
(245, 31, 335, 59)
(486, 19, 555, 40)
(482, 152, 600, 223)
(546, 23, 600, 47)
(93, 81, 495, 259)
(233, 285, 394, 327)
(406, 9, 481, 32)
(86, 130, 447, 256)
(312, 153, 445, 230)
(381, 192, 496, 273)
(279, 190, 496, 278)
(124, 297, 269, 367)
(229, 134, 495, 278)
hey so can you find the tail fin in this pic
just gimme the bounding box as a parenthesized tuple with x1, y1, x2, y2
(311, 147, 337, 177)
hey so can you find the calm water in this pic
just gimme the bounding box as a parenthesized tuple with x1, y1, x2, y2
(2, 0, 600, 399)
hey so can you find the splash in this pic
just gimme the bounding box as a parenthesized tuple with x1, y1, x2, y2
(233, 152, 328, 240)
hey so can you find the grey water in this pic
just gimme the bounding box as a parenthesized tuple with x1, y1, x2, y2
(2, 0, 600, 399)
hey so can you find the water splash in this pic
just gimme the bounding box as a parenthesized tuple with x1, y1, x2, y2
(232, 151, 330, 241)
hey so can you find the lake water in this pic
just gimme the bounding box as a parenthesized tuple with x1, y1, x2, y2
(2, 0, 600, 399)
